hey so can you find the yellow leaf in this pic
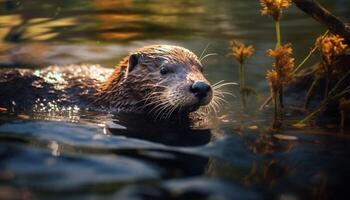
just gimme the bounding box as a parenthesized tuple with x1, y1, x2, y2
(247, 125, 258, 130)
(273, 134, 298, 141)
(18, 114, 30, 119)
(0, 107, 7, 113)
(292, 123, 307, 128)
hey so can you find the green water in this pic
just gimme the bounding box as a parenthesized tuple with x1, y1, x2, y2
(1, 0, 350, 199)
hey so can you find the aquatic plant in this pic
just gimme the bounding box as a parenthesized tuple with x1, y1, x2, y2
(316, 34, 348, 67)
(260, 0, 292, 46)
(230, 40, 255, 108)
(304, 34, 348, 108)
(266, 70, 279, 127)
(266, 44, 295, 128)
(260, 31, 329, 111)
(260, 0, 292, 128)
(316, 34, 348, 96)
(266, 44, 294, 86)
(254, 0, 348, 129)
(230, 40, 254, 64)
(298, 70, 350, 125)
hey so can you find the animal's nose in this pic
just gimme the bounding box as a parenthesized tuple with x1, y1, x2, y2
(190, 81, 211, 99)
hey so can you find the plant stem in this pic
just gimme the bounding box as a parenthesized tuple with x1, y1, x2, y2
(304, 77, 318, 109)
(241, 93, 247, 109)
(279, 87, 284, 115)
(293, 46, 318, 73)
(240, 63, 245, 90)
(275, 20, 281, 47)
(293, 30, 329, 74)
(273, 94, 279, 128)
(328, 70, 350, 95)
(325, 66, 331, 98)
(275, 20, 283, 123)
(259, 21, 287, 112)
(259, 94, 272, 111)
(325, 76, 329, 98)
(239, 62, 246, 108)
(299, 99, 328, 124)
(299, 86, 350, 124)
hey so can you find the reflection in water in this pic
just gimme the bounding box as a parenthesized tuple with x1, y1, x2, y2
(242, 160, 295, 188)
(93, 0, 142, 41)
(247, 130, 294, 155)
(1, 114, 350, 199)
(109, 113, 212, 146)
(47, 140, 60, 156)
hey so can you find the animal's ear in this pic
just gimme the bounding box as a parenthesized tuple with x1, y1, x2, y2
(127, 53, 139, 72)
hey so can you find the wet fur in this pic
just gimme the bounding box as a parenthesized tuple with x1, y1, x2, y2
(0, 45, 230, 122)
(93, 45, 212, 119)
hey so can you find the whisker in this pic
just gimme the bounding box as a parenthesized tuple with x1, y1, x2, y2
(135, 79, 237, 118)
(213, 90, 225, 98)
(210, 104, 217, 115)
(209, 98, 219, 114)
(149, 101, 170, 115)
(138, 97, 163, 109)
(212, 80, 225, 87)
(151, 100, 169, 111)
(214, 96, 230, 105)
(152, 100, 172, 115)
(160, 101, 176, 120)
(176, 105, 183, 118)
(153, 105, 166, 120)
(199, 43, 211, 60)
(165, 104, 177, 120)
(155, 104, 172, 120)
(210, 102, 218, 114)
(216, 91, 236, 97)
(134, 90, 164, 105)
(213, 82, 238, 89)
(200, 53, 218, 62)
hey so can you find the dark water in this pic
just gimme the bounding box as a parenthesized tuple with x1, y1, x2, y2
(1, 0, 350, 199)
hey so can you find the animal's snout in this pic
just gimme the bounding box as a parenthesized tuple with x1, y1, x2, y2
(190, 81, 211, 100)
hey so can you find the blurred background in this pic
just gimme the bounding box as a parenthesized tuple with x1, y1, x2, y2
(1, 0, 349, 95)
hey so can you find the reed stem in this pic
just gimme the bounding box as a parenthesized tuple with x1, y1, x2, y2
(299, 86, 350, 124)
(273, 94, 279, 128)
(275, 20, 281, 47)
(299, 99, 328, 124)
(325, 66, 330, 98)
(304, 77, 318, 109)
(293, 30, 329, 74)
(239, 62, 247, 108)
(275, 20, 283, 123)
(293, 46, 317, 73)
(279, 87, 284, 115)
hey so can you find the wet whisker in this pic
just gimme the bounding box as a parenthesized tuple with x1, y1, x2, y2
(200, 53, 218, 62)
(213, 82, 238, 89)
(212, 80, 225, 87)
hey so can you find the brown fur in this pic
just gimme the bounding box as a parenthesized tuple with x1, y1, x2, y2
(93, 45, 212, 117)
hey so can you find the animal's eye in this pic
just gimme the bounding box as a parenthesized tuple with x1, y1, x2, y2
(160, 66, 168, 75)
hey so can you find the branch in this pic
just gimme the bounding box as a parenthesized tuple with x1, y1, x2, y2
(293, 0, 350, 44)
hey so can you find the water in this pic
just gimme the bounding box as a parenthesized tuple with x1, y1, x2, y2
(1, 0, 350, 199)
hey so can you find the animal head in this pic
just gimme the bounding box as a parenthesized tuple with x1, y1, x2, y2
(98, 45, 227, 119)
